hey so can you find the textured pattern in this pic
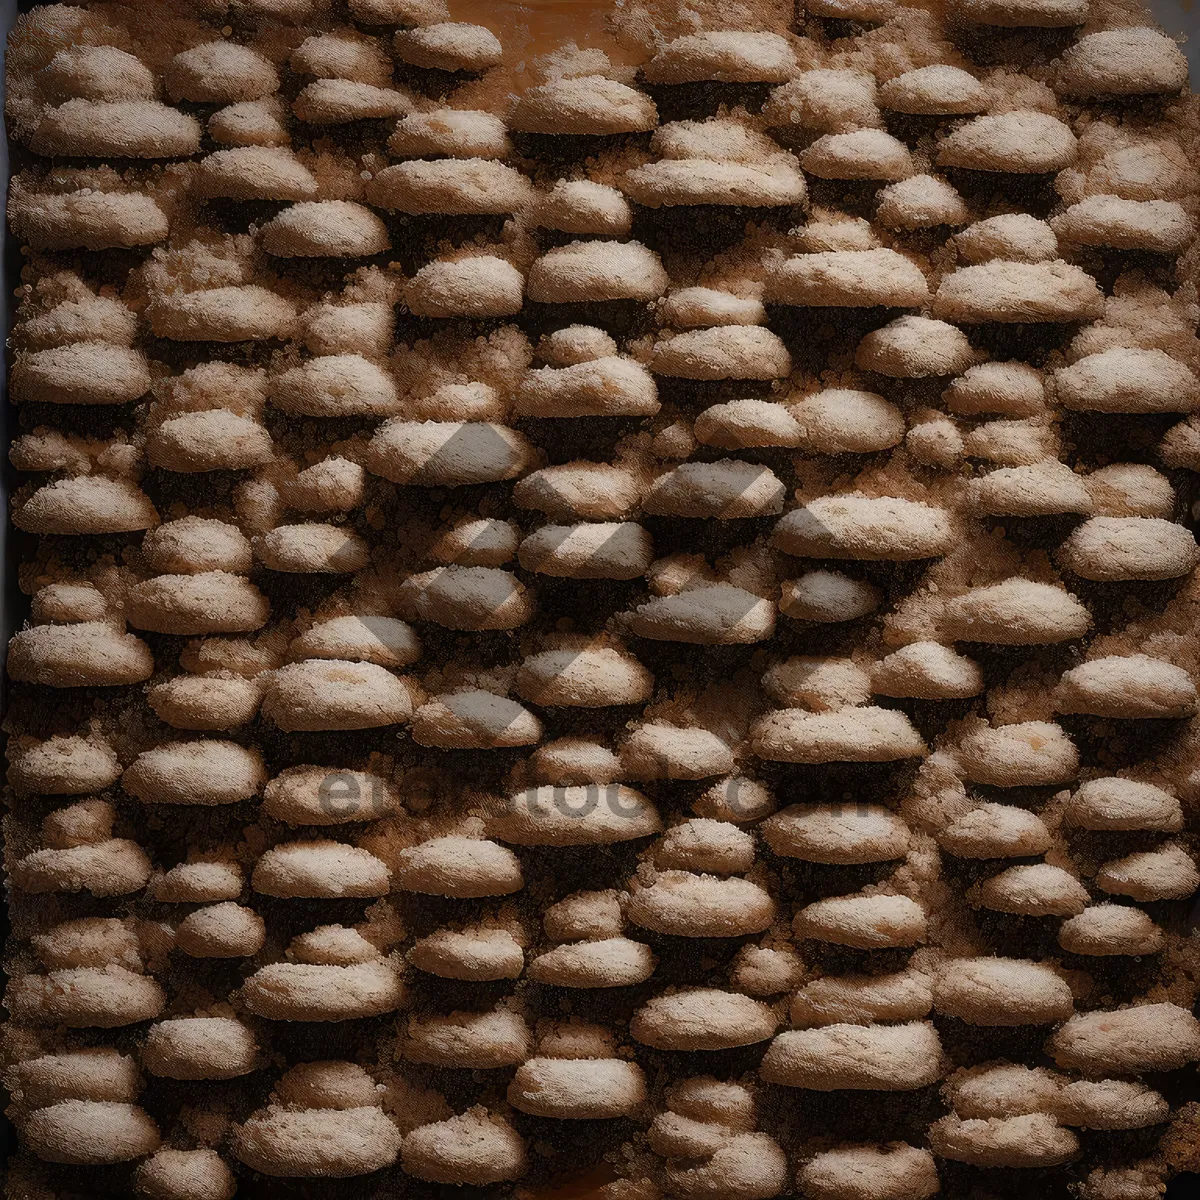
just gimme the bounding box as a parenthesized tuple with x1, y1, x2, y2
(5, 0, 1200, 1197)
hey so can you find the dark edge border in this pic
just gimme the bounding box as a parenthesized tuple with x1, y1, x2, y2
(1, 0, 18, 1180)
(0, 3, 1198, 1198)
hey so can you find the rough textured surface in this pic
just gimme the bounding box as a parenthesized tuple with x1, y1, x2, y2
(4, 0, 1200, 1198)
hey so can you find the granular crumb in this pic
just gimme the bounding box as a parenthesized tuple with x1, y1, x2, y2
(5, 0, 1200, 1195)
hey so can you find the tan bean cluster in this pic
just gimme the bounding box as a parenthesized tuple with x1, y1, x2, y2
(5, 0, 1200, 1196)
